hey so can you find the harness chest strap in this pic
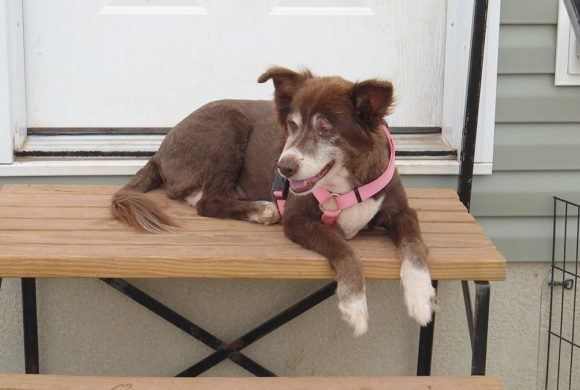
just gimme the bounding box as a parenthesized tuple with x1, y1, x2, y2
(273, 122, 396, 226)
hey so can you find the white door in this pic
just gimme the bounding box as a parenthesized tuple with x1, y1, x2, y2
(23, 0, 446, 128)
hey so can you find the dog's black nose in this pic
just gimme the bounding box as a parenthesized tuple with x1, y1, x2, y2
(278, 158, 299, 178)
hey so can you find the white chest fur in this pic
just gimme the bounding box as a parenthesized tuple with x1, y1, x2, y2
(336, 195, 384, 239)
(320, 167, 385, 240)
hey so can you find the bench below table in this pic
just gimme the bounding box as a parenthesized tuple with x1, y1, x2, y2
(0, 375, 504, 389)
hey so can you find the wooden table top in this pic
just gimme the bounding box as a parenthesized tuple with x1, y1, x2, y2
(0, 185, 506, 280)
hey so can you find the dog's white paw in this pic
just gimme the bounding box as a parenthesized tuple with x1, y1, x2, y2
(185, 191, 203, 207)
(400, 262, 436, 326)
(338, 291, 369, 337)
(249, 201, 280, 225)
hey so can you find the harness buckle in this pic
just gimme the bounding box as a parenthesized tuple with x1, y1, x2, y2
(319, 193, 342, 214)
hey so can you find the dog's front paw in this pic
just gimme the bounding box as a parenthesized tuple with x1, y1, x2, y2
(249, 201, 281, 225)
(400, 262, 436, 326)
(337, 288, 369, 337)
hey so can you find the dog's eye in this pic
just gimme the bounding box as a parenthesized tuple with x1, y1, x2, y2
(315, 116, 332, 132)
(287, 120, 298, 132)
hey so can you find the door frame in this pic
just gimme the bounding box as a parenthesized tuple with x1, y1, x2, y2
(443, 0, 501, 170)
(0, 0, 26, 164)
(0, 0, 501, 174)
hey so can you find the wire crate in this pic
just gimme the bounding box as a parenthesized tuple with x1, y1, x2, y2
(544, 196, 580, 389)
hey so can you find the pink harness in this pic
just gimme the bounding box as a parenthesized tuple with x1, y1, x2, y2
(273, 123, 396, 226)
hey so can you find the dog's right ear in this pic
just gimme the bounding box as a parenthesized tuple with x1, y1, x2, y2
(258, 66, 313, 126)
(351, 79, 394, 129)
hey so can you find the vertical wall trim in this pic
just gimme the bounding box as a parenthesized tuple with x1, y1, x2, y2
(0, 0, 27, 164)
(442, 0, 501, 171)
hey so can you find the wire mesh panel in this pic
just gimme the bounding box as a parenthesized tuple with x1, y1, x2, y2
(544, 197, 580, 389)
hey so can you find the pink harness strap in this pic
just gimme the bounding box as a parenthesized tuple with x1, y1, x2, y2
(273, 123, 396, 226)
(273, 189, 286, 216)
(314, 123, 395, 225)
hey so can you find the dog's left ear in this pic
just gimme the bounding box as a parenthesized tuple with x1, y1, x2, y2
(351, 80, 394, 128)
(258, 66, 313, 127)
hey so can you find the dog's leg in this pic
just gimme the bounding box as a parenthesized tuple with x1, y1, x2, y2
(386, 208, 436, 326)
(284, 215, 368, 336)
(196, 194, 280, 225)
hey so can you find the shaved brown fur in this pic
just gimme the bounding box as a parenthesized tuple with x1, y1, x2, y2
(112, 66, 436, 333)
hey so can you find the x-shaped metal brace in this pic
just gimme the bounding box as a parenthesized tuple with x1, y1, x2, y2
(14, 277, 490, 377)
(101, 278, 337, 377)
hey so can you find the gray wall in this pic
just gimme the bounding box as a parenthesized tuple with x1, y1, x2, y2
(473, 0, 580, 262)
(1, 1, 579, 389)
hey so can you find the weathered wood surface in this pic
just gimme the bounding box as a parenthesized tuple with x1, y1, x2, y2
(0, 185, 506, 280)
(0, 374, 504, 390)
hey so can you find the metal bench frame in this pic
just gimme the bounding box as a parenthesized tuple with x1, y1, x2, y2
(7, 0, 491, 378)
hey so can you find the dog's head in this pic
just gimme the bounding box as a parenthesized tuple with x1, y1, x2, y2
(258, 66, 394, 195)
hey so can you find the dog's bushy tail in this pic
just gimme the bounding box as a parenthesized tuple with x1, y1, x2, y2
(111, 160, 177, 233)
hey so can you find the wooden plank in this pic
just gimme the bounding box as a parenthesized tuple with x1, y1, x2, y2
(0, 244, 505, 280)
(0, 194, 467, 212)
(406, 188, 458, 199)
(0, 242, 503, 263)
(0, 184, 460, 199)
(0, 184, 125, 194)
(0, 187, 463, 214)
(0, 231, 494, 249)
(0, 207, 475, 223)
(416, 211, 474, 223)
(0, 206, 475, 223)
(0, 219, 485, 234)
(0, 375, 504, 390)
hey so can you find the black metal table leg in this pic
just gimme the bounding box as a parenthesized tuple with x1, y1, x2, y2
(471, 281, 490, 375)
(417, 280, 438, 376)
(462, 281, 475, 345)
(22, 278, 39, 374)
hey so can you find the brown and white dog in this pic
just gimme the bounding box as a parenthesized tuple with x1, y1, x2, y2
(111, 67, 436, 336)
